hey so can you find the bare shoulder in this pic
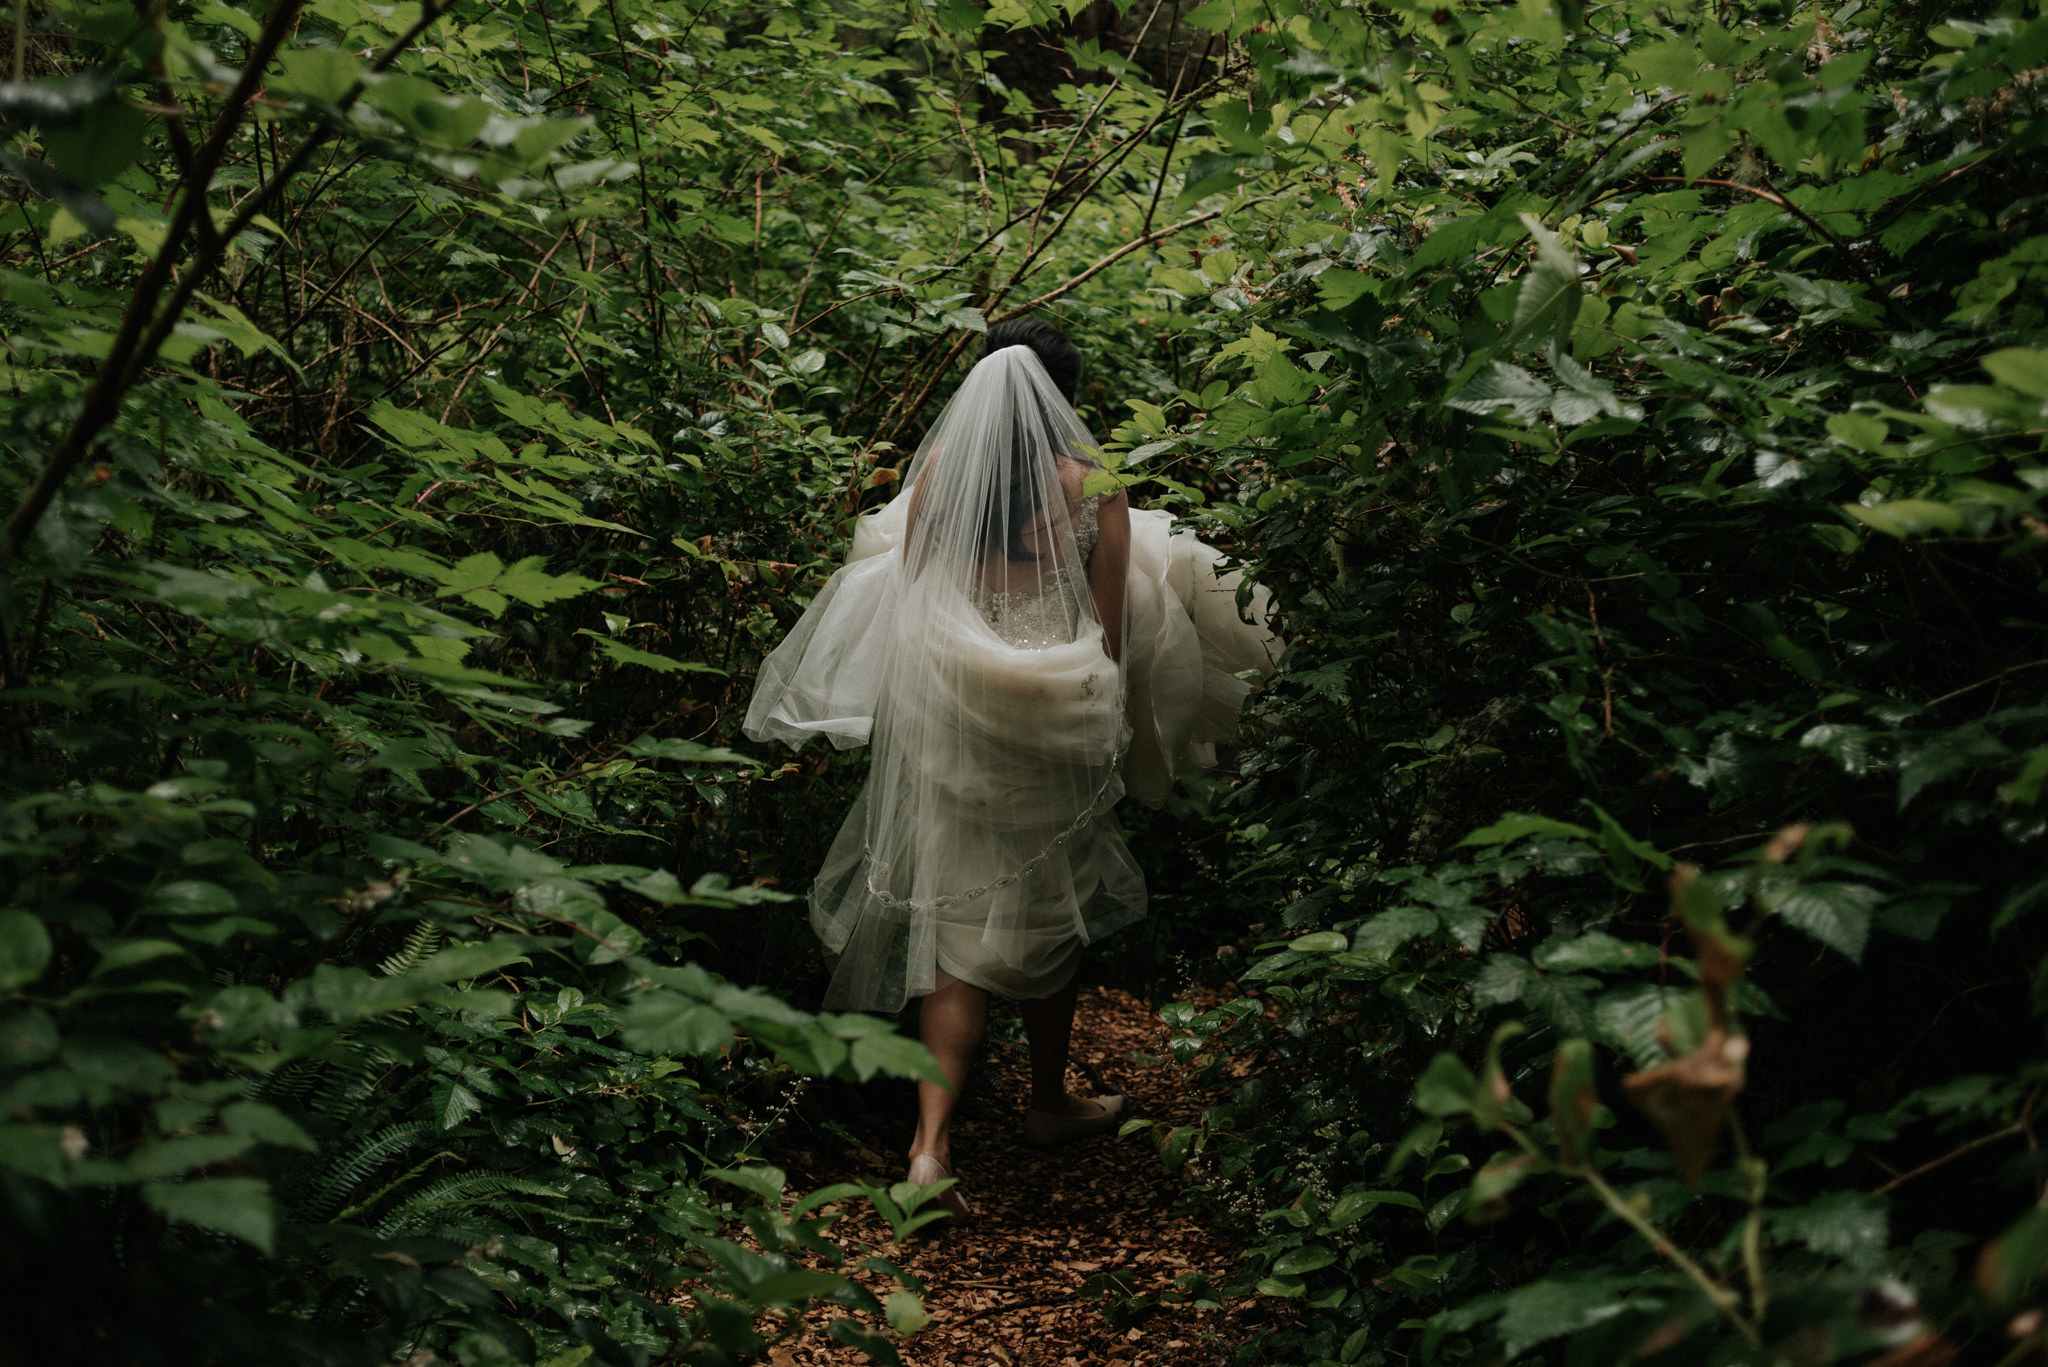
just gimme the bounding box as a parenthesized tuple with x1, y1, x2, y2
(1052, 452, 1096, 502)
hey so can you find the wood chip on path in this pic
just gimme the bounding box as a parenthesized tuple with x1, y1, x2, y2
(767, 986, 1290, 1365)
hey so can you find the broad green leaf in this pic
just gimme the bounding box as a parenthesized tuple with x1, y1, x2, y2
(1493, 1277, 1637, 1358)
(1272, 1244, 1336, 1276)
(0, 912, 53, 991)
(1532, 932, 1657, 975)
(141, 882, 235, 918)
(885, 1289, 930, 1332)
(0, 1007, 59, 1066)
(1459, 813, 1594, 846)
(1777, 882, 1882, 962)
(620, 995, 734, 1056)
(1505, 215, 1581, 353)
(1415, 1052, 1479, 1117)
(276, 47, 363, 104)
(1982, 347, 2048, 398)
(1325, 1189, 1423, 1229)
(1770, 1192, 1889, 1267)
(707, 1164, 787, 1202)
(141, 1177, 276, 1252)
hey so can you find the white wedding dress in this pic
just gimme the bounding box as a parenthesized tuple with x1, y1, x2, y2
(744, 353, 1278, 1013)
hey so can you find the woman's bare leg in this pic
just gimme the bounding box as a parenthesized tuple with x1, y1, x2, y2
(1019, 976, 1088, 1115)
(910, 969, 989, 1168)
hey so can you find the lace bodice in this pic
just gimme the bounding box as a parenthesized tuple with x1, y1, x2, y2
(972, 495, 1099, 649)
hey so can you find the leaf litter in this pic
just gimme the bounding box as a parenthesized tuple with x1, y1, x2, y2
(764, 986, 1293, 1365)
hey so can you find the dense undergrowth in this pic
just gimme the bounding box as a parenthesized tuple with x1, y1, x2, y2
(1, 0, 2046, 1364)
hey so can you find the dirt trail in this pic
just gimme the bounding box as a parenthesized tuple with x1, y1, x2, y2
(773, 986, 1282, 1366)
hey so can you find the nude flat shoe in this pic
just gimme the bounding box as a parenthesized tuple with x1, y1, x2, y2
(906, 1152, 972, 1223)
(1022, 1093, 1126, 1146)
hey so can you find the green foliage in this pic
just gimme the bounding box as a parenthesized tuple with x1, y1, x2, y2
(0, 0, 1056, 1359)
(7, 0, 2048, 1361)
(1132, 0, 2048, 1362)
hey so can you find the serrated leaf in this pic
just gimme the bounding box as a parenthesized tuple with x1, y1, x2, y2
(1493, 1277, 1634, 1357)
(620, 995, 734, 1056)
(1472, 954, 1536, 1008)
(1771, 1192, 1889, 1267)
(576, 630, 723, 674)
(1448, 361, 1553, 420)
(435, 1080, 482, 1130)
(1505, 214, 1582, 353)
(1777, 882, 1881, 962)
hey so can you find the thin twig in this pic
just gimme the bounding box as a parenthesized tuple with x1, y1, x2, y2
(991, 203, 1241, 321)
(1872, 1120, 2027, 1196)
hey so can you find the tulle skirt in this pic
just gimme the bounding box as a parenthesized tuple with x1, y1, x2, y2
(745, 503, 1277, 1013)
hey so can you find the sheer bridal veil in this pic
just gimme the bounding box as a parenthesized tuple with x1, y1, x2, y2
(744, 347, 1144, 1011)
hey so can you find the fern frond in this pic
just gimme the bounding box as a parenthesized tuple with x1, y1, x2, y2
(373, 1171, 569, 1238)
(377, 922, 442, 978)
(291, 1120, 432, 1223)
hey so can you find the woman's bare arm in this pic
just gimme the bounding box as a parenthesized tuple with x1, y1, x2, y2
(1089, 490, 1130, 662)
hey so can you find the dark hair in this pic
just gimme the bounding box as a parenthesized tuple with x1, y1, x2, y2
(981, 318, 1082, 404)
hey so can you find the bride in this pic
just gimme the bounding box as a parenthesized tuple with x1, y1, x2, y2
(744, 320, 1276, 1219)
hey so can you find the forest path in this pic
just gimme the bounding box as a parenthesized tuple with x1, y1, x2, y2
(773, 985, 1283, 1366)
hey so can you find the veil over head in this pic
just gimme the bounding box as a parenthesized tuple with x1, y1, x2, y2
(745, 345, 1144, 1011)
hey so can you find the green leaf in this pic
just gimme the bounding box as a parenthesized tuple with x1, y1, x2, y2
(1777, 882, 1881, 962)
(142, 881, 236, 917)
(141, 1177, 276, 1252)
(1459, 813, 1594, 846)
(575, 630, 723, 674)
(496, 556, 600, 608)
(749, 1268, 846, 1303)
(276, 46, 364, 104)
(1981, 347, 2048, 398)
(844, 1030, 947, 1086)
(0, 1007, 59, 1066)
(1317, 269, 1377, 310)
(1415, 1052, 1479, 1117)
(41, 98, 147, 188)
(1770, 1192, 1889, 1267)
(1984, 1210, 2048, 1306)
(1532, 932, 1657, 974)
(1448, 361, 1553, 421)
(885, 1289, 931, 1333)
(1291, 930, 1349, 953)
(220, 1101, 316, 1151)
(1325, 1189, 1423, 1229)
(1842, 499, 1964, 539)
(620, 994, 734, 1056)
(1272, 1244, 1336, 1276)
(0, 911, 53, 991)
(1493, 1278, 1637, 1358)
(1505, 214, 1581, 353)
(708, 1164, 788, 1202)
(435, 1080, 482, 1130)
